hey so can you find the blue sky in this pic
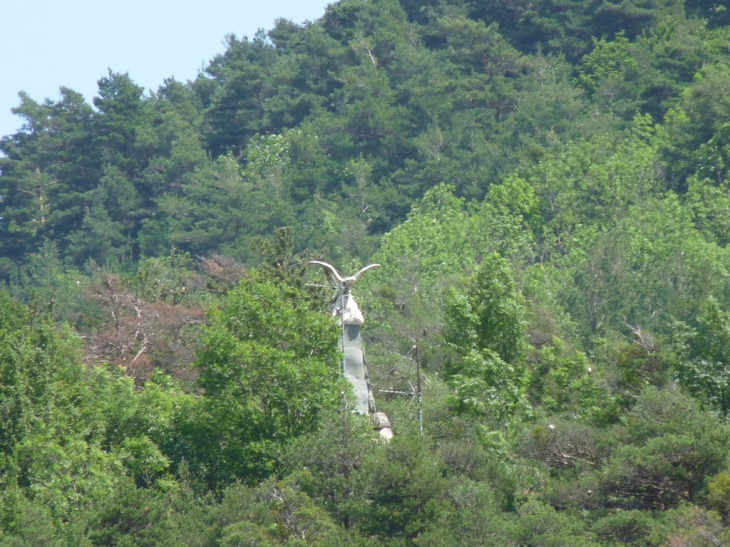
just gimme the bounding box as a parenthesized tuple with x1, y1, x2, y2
(1, 0, 334, 138)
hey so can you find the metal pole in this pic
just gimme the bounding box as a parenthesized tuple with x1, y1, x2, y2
(416, 344, 423, 436)
(340, 286, 346, 375)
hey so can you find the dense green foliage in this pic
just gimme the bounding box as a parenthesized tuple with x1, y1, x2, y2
(2, 0, 730, 544)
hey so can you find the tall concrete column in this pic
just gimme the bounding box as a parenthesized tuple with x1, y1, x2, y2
(336, 294, 374, 414)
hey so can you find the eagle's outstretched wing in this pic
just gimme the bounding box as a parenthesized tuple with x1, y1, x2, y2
(352, 263, 380, 282)
(309, 260, 343, 284)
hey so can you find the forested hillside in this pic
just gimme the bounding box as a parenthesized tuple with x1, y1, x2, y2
(1, 0, 730, 544)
